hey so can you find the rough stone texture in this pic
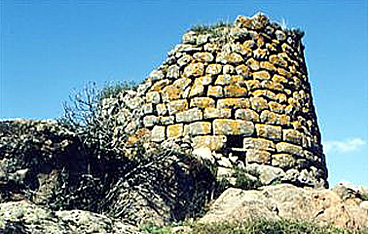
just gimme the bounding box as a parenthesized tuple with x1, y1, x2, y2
(213, 119, 254, 136)
(200, 184, 368, 230)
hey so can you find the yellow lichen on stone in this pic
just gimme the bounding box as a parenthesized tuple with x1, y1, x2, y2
(217, 98, 250, 109)
(213, 119, 254, 135)
(224, 85, 248, 97)
(167, 124, 184, 138)
(183, 62, 205, 77)
(207, 85, 224, 98)
(190, 97, 215, 108)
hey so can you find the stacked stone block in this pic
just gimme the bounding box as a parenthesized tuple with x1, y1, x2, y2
(136, 13, 328, 188)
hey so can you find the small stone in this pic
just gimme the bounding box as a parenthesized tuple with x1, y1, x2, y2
(149, 69, 165, 81)
(272, 74, 288, 83)
(269, 54, 288, 68)
(193, 52, 214, 63)
(167, 99, 188, 115)
(167, 65, 180, 79)
(206, 64, 223, 75)
(255, 124, 282, 141)
(184, 62, 205, 77)
(243, 137, 276, 151)
(143, 115, 160, 128)
(250, 97, 268, 112)
(275, 30, 286, 41)
(224, 86, 248, 97)
(246, 58, 260, 71)
(175, 108, 203, 123)
(216, 52, 244, 64)
(159, 116, 175, 125)
(218, 157, 233, 168)
(275, 93, 287, 104)
(277, 67, 292, 79)
(173, 78, 192, 90)
(253, 48, 269, 60)
(197, 34, 209, 45)
(260, 110, 290, 126)
(272, 154, 296, 169)
(175, 43, 202, 52)
(151, 126, 166, 142)
(193, 147, 215, 164)
(190, 97, 215, 108)
(252, 90, 276, 100)
(192, 135, 227, 151)
(204, 42, 218, 52)
(177, 54, 193, 67)
(217, 166, 233, 177)
(143, 103, 154, 114)
(269, 101, 285, 113)
(207, 85, 224, 98)
(146, 91, 161, 104)
(150, 79, 171, 92)
(252, 70, 271, 80)
(195, 75, 213, 86)
(235, 109, 259, 122)
(204, 108, 232, 119)
(217, 98, 250, 109)
(156, 103, 167, 116)
(235, 64, 251, 78)
(283, 129, 303, 145)
(223, 65, 235, 74)
(260, 61, 276, 71)
(245, 80, 262, 91)
(276, 142, 304, 157)
(161, 85, 182, 101)
(215, 75, 246, 86)
(184, 122, 211, 136)
(167, 124, 184, 138)
(213, 119, 254, 135)
(182, 31, 197, 44)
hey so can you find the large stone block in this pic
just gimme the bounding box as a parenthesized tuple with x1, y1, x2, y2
(167, 65, 180, 79)
(173, 78, 192, 90)
(250, 97, 268, 112)
(243, 137, 275, 151)
(235, 64, 251, 78)
(194, 75, 213, 86)
(167, 99, 188, 115)
(167, 124, 184, 138)
(217, 98, 250, 109)
(283, 129, 303, 145)
(146, 91, 161, 104)
(204, 108, 231, 119)
(235, 109, 259, 122)
(216, 52, 244, 64)
(143, 115, 160, 128)
(189, 83, 205, 97)
(159, 116, 175, 125)
(255, 124, 282, 141)
(245, 80, 262, 91)
(175, 108, 203, 123)
(260, 110, 291, 126)
(192, 135, 227, 151)
(156, 103, 168, 116)
(272, 154, 296, 169)
(184, 122, 211, 136)
(215, 74, 246, 86)
(190, 97, 215, 108)
(177, 54, 193, 67)
(207, 85, 224, 98)
(206, 64, 222, 75)
(161, 85, 182, 101)
(269, 54, 288, 68)
(193, 52, 214, 63)
(246, 149, 271, 164)
(213, 119, 254, 135)
(151, 126, 166, 142)
(252, 90, 276, 100)
(252, 70, 271, 80)
(150, 79, 171, 92)
(183, 62, 205, 77)
(276, 142, 304, 157)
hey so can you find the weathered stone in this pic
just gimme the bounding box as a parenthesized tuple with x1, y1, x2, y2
(255, 124, 282, 141)
(235, 109, 259, 122)
(252, 90, 276, 100)
(246, 149, 271, 164)
(182, 31, 197, 44)
(146, 91, 161, 104)
(224, 86, 248, 97)
(184, 122, 211, 136)
(275, 93, 287, 104)
(150, 79, 171, 92)
(216, 166, 233, 177)
(272, 154, 296, 169)
(277, 67, 292, 79)
(268, 101, 284, 113)
(177, 54, 193, 67)
(223, 65, 235, 74)
(159, 116, 175, 125)
(195, 75, 213, 86)
(190, 97, 215, 108)
(206, 64, 222, 75)
(173, 78, 192, 90)
(261, 80, 284, 92)
(245, 80, 262, 91)
(243, 137, 275, 151)
(253, 48, 269, 60)
(183, 62, 205, 77)
(193, 52, 214, 63)
(213, 119, 254, 135)
(192, 147, 215, 163)
(218, 157, 233, 168)
(192, 135, 227, 151)
(151, 126, 166, 142)
(204, 108, 232, 119)
(149, 69, 165, 81)
(217, 98, 250, 109)
(203, 42, 218, 52)
(250, 97, 268, 112)
(207, 85, 223, 98)
(216, 52, 244, 64)
(276, 142, 304, 157)
(167, 65, 180, 79)
(260, 61, 276, 71)
(167, 124, 184, 138)
(143, 115, 160, 128)
(248, 164, 286, 185)
(156, 103, 167, 116)
(167, 99, 188, 115)
(143, 103, 154, 114)
(189, 83, 205, 97)
(175, 43, 202, 52)
(197, 34, 209, 45)
(252, 70, 271, 80)
(270, 54, 288, 68)
(215, 74, 245, 86)
(175, 108, 203, 123)
(275, 30, 286, 41)
(260, 110, 291, 126)
(283, 129, 303, 145)
(161, 85, 181, 101)
(235, 64, 251, 78)
(246, 58, 260, 71)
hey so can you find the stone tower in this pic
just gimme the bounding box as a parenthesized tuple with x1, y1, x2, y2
(134, 13, 328, 188)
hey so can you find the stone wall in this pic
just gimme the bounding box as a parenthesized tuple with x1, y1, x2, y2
(132, 13, 328, 188)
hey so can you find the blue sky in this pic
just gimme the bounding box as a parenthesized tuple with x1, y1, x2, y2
(1, 0, 367, 187)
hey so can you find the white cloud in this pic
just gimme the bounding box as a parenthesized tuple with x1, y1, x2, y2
(323, 138, 366, 154)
